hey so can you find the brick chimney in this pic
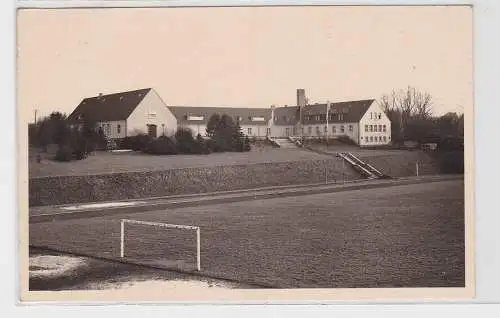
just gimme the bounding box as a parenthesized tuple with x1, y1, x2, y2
(297, 89, 306, 107)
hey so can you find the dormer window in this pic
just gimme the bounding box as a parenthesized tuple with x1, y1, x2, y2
(251, 116, 265, 122)
(187, 115, 204, 121)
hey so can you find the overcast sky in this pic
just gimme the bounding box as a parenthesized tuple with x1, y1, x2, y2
(17, 6, 472, 120)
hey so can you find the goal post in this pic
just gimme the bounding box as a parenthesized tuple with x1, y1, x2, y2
(120, 219, 201, 271)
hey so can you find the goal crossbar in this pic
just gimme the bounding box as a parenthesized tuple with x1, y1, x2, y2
(120, 219, 201, 271)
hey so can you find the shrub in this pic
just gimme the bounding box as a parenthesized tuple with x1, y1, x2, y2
(123, 134, 153, 151)
(436, 151, 464, 174)
(175, 128, 197, 154)
(243, 136, 252, 152)
(145, 136, 177, 155)
(54, 144, 73, 162)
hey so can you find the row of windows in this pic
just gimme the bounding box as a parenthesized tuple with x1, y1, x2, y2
(365, 124, 387, 132)
(303, 114, 345, 122)
(370, 112, 383, 120)
(290, 125, 353, 135)
(275, 113, 350, 123)
(362, 135, 388, 143)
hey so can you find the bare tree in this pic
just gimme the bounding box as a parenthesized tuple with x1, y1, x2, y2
(378, 86, 434, 141)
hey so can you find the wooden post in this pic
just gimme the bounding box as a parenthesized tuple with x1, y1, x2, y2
(416, 161, 419, 176)
(120, 220, 125, 258)
(196, 227, 201, 271)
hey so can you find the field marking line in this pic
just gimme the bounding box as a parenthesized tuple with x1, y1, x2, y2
(60, 201, 148, 211)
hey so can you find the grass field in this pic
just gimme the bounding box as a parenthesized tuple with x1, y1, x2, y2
(29, 179, 465, 288)
(307, 144, 440, 177)
(29, 147, 330, 178)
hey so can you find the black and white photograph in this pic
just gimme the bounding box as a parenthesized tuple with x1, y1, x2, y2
(17, 4, 474, 301)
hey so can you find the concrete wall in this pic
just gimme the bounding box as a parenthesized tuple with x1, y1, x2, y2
(359, 102, 392, 146)
(127, 89, 177, 137)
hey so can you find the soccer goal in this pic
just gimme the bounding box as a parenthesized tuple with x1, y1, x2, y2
(120, 219, 201, 271)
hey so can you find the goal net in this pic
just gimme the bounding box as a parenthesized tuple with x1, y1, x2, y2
(120, 219, 201, 271)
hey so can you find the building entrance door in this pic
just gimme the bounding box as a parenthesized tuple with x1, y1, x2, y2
(147, 124, 157, 138)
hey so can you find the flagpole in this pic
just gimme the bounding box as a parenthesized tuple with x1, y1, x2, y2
(325, 101, 329, 184)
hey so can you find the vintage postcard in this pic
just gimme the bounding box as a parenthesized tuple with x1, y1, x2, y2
(17, 5, 474, 302)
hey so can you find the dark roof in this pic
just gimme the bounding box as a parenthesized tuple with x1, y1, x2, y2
(168, 106, 271, 126)
(273, 99, 375, 125)
(273, 106, 301, 125)
(67, 88, 152, 122)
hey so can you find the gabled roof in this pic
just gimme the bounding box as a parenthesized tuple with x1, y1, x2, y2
(67, 88, 152, 122)
(168, 106, 271, 126)
(273, 99, 375, 125)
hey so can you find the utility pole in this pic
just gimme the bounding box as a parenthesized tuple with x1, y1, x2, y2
(34, 109, 38, 125)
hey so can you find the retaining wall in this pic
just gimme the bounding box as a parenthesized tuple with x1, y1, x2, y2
(29, 158, 361, 207)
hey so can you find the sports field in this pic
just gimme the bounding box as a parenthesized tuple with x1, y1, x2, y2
(29, 179, 465, 288)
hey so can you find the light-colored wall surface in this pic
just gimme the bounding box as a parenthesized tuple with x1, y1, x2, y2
(359, 102, 392, 146)
(127, 89, 177, 137)
(96, 120, 126, 139)
(178, 123, 269, 138)
(240, 125, 268, 138)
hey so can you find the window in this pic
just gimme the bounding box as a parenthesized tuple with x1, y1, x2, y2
(324, 126, 328, 132)
(308, 126, 312, 134)
(340, 125, 345, 133)
(349, 125, 353, 132)
(383, 136, 387, 142)
(369, 125, 373, 132)
(383, 125, 386, 132)
(267, 128, 271, 135)
(378, 113, 382, 119)
(105, 123, 111, 135)
(332, 126, 336, 134)
(117, 124, 121, 134)
(365, 125, 368, 132)
(247, 127, 252, 135)
(370, 136, 373, 142)
(339, 114, 344, 121)
(374, 125, 378, 132)
(320, 114, 326, 121)
(370, 112, 373, 119)
(379, 125, 382, 132)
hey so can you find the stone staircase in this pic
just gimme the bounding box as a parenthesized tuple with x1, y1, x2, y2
(273, 138, 299, 149)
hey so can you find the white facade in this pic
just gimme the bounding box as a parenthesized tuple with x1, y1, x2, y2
(126, 89, 177, 137)
(358, 102, 392, 146)
(269, 102, 391, 146)
(96, 120, 127, 139)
